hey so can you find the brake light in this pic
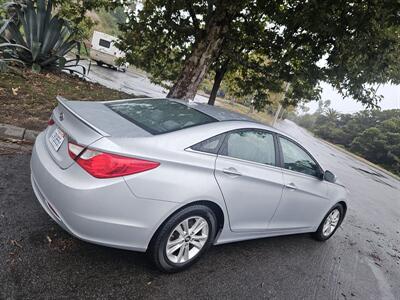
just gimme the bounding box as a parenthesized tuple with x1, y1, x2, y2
(67, 142, 160, 178)
(48, 117, 55, 126)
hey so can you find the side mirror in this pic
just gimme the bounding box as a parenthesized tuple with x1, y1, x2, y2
(324, 170, 336, 183)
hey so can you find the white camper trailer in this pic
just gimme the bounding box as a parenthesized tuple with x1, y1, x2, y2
(90, 31, 127, 72)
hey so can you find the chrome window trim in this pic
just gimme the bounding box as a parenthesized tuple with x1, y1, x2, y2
(280, 166, 325, 181)
(216, 154, 283, 172)
(185, 148, 218, 157)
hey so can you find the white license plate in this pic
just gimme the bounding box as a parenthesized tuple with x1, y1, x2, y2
(49, 127, 65, 152)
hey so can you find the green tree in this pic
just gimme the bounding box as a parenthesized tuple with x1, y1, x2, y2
(351, 122, 400, 175)
(119, 0, 400, 108)
(351, 127, 387, 162)
(378, 118, 400, 173)
(54, 0, 117, 39)
(293, 113, 316, 130)
(291, 107, 400, 175)
(324, 108, 339, 124)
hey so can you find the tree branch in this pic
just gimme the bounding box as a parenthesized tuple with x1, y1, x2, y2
(185, 0, 200, 30)
(207, 0, 215, 19)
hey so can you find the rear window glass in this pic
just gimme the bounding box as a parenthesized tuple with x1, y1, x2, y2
(191, 134, 225, 154)
(106, 99, 217, 134)
(99, 39, 111, 48)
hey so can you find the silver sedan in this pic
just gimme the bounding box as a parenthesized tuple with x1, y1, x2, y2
(31, 97, 348, 272)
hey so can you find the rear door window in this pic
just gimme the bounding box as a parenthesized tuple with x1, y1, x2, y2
(221, 129, 276, 166)
(106, 99, 217, 134)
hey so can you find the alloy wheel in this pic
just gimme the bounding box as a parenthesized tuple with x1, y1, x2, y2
(165, 216, 209, 264)
(322, 208, 340, 237)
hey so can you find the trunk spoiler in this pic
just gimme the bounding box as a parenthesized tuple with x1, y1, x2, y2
(56, 96, 110, 137)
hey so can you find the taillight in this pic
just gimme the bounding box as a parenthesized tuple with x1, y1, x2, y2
(48, 117, 55, 126)
(68, 142, 160, 178)
(68, 142, 85, 160)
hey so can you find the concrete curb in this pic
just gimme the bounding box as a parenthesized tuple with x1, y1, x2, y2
(0, 123, 39, 143)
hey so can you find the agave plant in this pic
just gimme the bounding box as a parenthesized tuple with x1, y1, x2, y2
(1, 17, 24, 72)
(0, 0, 86, 74)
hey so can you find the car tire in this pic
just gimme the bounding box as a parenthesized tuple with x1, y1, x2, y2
(313, 203, 344, 241)
(95, 60, 102, 66)
(148, 205, 217, 273)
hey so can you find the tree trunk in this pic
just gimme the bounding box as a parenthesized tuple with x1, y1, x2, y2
(167, 5, 234, 100)
(208, 61, 228, 105)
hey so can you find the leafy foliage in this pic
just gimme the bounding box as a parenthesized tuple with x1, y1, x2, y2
(0, 0, 26, 71)
(0, 0, 85, 74)
(290, 103, 400, 175)
(53, 0, 116, 40)
(118, 0, 400, 107)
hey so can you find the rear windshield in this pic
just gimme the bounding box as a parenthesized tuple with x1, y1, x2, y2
(106, 99, 217, 134)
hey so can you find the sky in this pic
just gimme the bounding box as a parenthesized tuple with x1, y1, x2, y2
(306, 82, 400, 114)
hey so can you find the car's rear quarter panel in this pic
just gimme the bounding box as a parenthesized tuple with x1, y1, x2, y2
(31, 132, 179, 251)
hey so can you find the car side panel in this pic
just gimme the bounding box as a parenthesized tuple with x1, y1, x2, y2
(214, 156, 284, 232)
(268, 170, 330, 230)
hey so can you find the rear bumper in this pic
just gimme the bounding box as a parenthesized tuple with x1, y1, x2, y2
(30, 132, 177, 252)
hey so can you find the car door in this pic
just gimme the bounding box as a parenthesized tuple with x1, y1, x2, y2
(269, 136, 330, 230)
(214, 129, 284, 232)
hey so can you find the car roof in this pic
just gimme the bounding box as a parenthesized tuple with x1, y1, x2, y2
(168, 99, 285, 133)
(172, 99, 257, 122)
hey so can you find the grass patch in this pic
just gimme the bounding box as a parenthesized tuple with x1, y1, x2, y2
(0, 69, 134, 131)
(216, 99, 273, 126)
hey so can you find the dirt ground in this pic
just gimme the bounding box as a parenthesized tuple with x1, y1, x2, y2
(0, 69, 133, 131)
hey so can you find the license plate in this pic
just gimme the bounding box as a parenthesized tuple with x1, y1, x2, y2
(49, 127, 65, 152)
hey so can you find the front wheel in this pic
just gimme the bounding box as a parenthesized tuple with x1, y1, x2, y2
(313, 203, 344, 241)
(148, 205, 217, 273)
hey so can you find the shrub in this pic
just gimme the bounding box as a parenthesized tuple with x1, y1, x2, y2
(0, 0, 85, 74)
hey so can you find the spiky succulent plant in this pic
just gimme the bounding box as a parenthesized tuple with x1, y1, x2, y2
(0, 0, 85, 74)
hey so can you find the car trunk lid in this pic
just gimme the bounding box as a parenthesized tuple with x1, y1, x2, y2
(46, 96, 151, 169)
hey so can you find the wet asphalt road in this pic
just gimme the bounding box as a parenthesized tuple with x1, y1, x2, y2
(79, 62, 209, 103)
(1, 120, 400, 299)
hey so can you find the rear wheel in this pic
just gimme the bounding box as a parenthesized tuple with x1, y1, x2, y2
(95, 60, 102, 66)
(148, 205, 217, 273)
(313, 203, 344, 241)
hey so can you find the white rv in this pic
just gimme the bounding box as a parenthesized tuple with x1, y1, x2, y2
(90, 31, 128, 72)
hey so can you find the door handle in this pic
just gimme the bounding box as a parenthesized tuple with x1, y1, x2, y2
(285, 183, 297, 190)
(222, 167, 242, 176)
